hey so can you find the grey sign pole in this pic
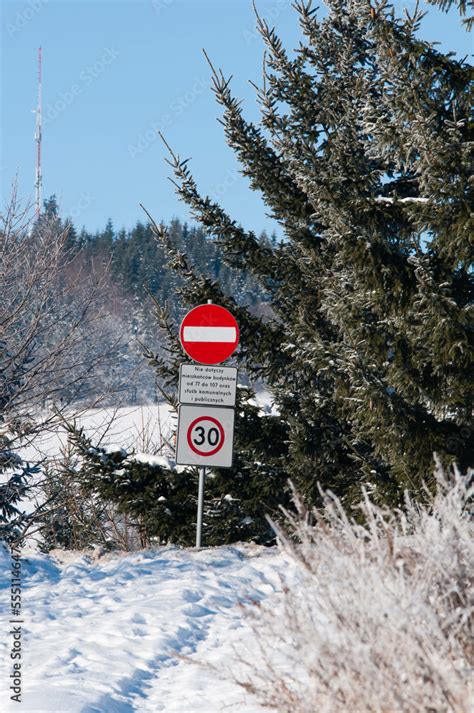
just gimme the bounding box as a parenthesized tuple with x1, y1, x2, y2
(195, 298, 213, 549)
(196, 466, 206, 548)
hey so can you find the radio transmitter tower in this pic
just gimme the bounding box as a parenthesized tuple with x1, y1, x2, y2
(34, 47, 42, 217)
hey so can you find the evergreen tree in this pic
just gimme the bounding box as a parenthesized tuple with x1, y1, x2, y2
(148, 0, 472, 508)
(0, 341, 40, 543)
(42, 194, 61, 222)
(0, 432, 39, 544)
(60, 394, 287, 545)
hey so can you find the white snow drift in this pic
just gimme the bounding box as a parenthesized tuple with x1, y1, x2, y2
(0, 544, 291, 713)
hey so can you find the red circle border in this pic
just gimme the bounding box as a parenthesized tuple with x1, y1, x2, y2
(179, 304, 240, 365)
(187, 416, 225, 457)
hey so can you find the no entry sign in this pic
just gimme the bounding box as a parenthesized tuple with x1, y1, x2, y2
(179, 304, 239, 365)
(176, 405, 235, 468)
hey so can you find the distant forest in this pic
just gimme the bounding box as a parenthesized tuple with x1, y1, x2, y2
(75, 216, 273, 309)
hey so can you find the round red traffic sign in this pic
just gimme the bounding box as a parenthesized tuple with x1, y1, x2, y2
(187, 416, 225, 456)
(179, 304, 239, 365)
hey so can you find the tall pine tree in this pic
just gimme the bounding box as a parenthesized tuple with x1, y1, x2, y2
(148, 0, 472, 507)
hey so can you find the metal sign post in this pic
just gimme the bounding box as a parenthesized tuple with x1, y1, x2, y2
(196, 467, 205, 548)
(195, 298, 212, 548)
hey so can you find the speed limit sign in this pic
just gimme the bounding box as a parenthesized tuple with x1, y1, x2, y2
(176, 405, 235, 468)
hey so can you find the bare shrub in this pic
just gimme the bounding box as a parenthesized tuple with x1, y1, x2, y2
(236, 460, 473, 712)
(31, 439, 145, 553)
(0, 189, 132, 542)
(0, 189, 122, 433)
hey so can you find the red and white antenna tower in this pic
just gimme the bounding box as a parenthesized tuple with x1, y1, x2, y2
(34, 47, 42, 217)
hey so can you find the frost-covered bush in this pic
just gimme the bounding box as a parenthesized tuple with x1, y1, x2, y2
(237, 461, 473, 712)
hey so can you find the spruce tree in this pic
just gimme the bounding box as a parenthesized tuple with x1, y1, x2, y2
(147, 0, 472, 508)
(0, 342, 40, 543)
(0, 432, 39, 544)
(61, 416, 284, 545)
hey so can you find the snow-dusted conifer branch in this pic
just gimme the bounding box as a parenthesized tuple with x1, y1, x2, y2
(374, 195, 430, 204)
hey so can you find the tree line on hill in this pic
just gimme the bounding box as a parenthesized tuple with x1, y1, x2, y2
(47, 195, 273, 311)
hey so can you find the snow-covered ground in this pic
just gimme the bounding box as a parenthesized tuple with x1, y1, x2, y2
(24, 391, 276, 463)
(23, 404, 177, 463)
(1, 395, 286, 711)
(1, 544, 291, 712)
(18, 404, 178, 521)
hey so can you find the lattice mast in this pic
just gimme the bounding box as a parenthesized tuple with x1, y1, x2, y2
(34, 47, 42, 217)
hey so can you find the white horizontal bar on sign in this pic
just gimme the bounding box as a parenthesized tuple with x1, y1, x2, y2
(183, 326, 237, 343)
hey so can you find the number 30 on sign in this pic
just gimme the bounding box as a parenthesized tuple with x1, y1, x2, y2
(176, 405, 235, 468)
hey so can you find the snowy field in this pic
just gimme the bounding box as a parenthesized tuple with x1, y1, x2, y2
(1, 544, 292, 712)
(22, 403, 177, 464)
(23, 391, 276, 463)
(2, 395, 288, 712)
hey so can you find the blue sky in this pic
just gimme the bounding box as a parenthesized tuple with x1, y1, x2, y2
(1, 0, 472, 235)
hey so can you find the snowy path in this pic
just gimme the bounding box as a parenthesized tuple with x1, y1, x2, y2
(1, 545, 289, 712)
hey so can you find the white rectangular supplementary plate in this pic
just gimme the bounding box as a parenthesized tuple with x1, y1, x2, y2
(175, 405, 235, 468)
(182, 326, 237, 343)
(179, 364, 237, 407)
